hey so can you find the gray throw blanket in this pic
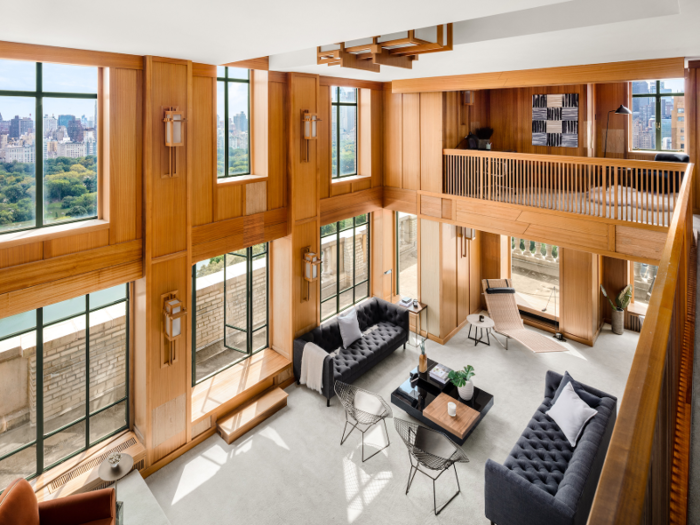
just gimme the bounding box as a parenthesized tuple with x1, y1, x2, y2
(300, 342, 338, 394)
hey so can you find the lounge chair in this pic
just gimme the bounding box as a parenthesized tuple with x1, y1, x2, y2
(481, 279, 565, 353)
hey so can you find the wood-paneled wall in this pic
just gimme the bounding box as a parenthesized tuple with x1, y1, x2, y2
(560, 248, 601, 345)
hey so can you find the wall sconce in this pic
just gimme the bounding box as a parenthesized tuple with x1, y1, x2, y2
(162, 292, 187, 367)
(301, 110, 320, 163)
(163, 107, 186, 177)
(302, 248, 322, 302)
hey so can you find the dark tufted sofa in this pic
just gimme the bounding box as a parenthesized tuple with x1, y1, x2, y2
(485, 371, 617, 525)
(293, 298, 409, 406)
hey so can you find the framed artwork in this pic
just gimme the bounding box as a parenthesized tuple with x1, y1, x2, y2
(532, 93, 578, 147)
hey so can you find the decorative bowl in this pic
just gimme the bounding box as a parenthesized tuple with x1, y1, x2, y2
(108, 452, 122, 469)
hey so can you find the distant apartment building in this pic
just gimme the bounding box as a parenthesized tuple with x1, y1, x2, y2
(44, 114, 58, 134)
(2, 145, 35, 163)
(671, 96, 685, 150)
(57, 141, 86, 158)
(57, 115, 74, 129)
(9, 116, 34, 139)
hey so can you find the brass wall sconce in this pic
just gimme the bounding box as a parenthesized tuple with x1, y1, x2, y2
(302, 248, 321, 302)
(301, 110, 320, 163)
(163, 107, 186, 177)
(161, 292, 186, 367)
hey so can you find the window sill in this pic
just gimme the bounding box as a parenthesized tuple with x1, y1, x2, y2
(217, 174, 268, 187)
(0, 219, 109, 250)
(628, 302, 648, 315)
(331, 174, 371, 185)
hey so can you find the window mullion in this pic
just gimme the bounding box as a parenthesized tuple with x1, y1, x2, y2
(36, 62, 43, 229)
(336, 223, 340, 314)
(225, 69, 229, 178)
(36, 307, 44, 474)
(352, 220, 356, 305)
(85, 295, 90, 449)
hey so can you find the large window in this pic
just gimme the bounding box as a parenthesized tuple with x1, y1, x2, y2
(632, 262, 657, 306)
(0, 59, 98, 234)
(632, 79, 685, 152)
(320, 214, 370, 320)
(511, 238, 560, 320)
(0, 284, 129, 491)
(396, 212, 418, 299)
(331, 86, 358, 179)
(192, 243, 268, 384)
(216, 67, 250, 178)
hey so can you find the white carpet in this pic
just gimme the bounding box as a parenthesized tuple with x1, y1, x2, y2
(147, 322, 638, 525)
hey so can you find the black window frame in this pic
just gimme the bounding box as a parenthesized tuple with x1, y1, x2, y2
(217, 67, 251, 179)
(0, 61, 99, 235)
(331, 86, 358, 179)
(632, 79, 685, 153)
(191, 243, 269, 386)
(0, 284, 130, 489)
(320, 214, 370, 321)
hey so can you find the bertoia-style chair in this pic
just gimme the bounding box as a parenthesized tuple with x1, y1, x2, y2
(335, 381, 392, 462)
(394, 418, 470, 515)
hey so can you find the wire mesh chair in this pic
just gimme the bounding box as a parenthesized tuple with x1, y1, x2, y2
(335, 381, 393, 462)
(394, 418, 469, 515)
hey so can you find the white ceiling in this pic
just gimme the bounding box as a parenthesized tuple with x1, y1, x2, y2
(271, 0, 700, 81)
(1, 0, 566, 65)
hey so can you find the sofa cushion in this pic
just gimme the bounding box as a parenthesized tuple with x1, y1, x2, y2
(552, 371, 601, 408)
(547, 382, 597, 447)
(333, 321, 405, 380)
(338, 307, 363, 348)
(0, 479, 39, 525)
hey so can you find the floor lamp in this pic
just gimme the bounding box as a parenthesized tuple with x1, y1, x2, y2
(604, 104, 632, 157)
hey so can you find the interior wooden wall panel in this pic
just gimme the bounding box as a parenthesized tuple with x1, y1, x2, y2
(109, 68, 143, 244)
(420, 219, 440, 337)
(329, 180, 352, 198)
(420, 195, 442, 218)
(616, 226, 667, 260)
(560, 248, 599, 345)
(267, 79, 288, 211)
(270, 234, 293, 359)
(594, 83, 630, 159)
(216, 184, 244, 221)
(320, 187, 383, 226)
(391, 57, 684, 93)
(601, 256, 629, 322)
(252, 70, 269, 179)
(292, 220, 320, 337)
(191, 74, 215, 226)
(688, 65, 699, 212)
(440, 224, 458, 338)
(420, 93, 443, 193)
(245, 181, 267, 215)
(370, 89, 384, 189)
(0, 260, 142, 319)
(44, 230, 109, 259)
(319, 85, 332, 200)
(383, 88, 402, 188)
(480, 232, 504, 281)
(370, 209, 394, 300)
(151, 60, 188, 258)
(0, 242, 43, 269)
(469, 232, 482, 314)
(402, 93, 421, 190)
(0, 240, 142, 295)
(384, 187, 417, 214)
(289, 74, 319, 222)
(441, 198, 453, 220)
(457, 228, 470, 321)
(0, 40, 143, 69)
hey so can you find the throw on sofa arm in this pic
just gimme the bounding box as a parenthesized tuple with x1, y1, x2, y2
(38, 487, 115, 525)
(485, 460, 574, 525)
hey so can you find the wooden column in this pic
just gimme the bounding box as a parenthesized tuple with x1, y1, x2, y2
(559, 248, 600, 346)
(133, 56, 192, 467)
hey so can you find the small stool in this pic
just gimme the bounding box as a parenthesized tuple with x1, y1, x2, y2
(467, 314, 495, 347)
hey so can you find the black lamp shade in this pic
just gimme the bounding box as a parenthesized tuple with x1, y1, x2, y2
(614, 104, 632, 115)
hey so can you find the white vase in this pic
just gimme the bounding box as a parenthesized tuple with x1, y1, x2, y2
(458, 381, 474, 401)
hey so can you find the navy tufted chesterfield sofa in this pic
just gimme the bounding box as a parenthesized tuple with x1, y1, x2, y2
(293, 298, 409, 407)
(485, 371, 617, 525)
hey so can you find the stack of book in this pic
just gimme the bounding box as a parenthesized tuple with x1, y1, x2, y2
(399, 297, 413, 307)
(429, 364, 451, 384)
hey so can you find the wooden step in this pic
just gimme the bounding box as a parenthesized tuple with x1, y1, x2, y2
(217, 387, 288, 445)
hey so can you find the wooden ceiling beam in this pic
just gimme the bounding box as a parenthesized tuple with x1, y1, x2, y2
(371, 45, 413, 69)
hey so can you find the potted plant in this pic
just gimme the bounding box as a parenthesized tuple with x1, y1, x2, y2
(601, 284, 632, 335)
(448, 365, 476, 401)
(475, 127, 494, 150)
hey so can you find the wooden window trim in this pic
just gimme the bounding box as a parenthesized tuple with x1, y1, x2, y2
(0, 218, 109, 250)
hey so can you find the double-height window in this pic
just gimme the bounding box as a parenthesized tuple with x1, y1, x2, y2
(320, 214, 370, 320)
(192, 243, 269, 384)
(0, 285, 129, 491)
(632, 79, 685, 152)
(395, 212, 418, 299)
(331, 86, 358, 178)
(0, 59, 99, 233)
(216, 67, 250, 178)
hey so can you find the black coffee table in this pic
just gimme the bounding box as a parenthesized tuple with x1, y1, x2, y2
(390, 359, 494, 445)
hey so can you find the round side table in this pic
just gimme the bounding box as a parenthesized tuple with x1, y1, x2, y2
(98, 453, 133, 525)
(467, 314, 495, 347)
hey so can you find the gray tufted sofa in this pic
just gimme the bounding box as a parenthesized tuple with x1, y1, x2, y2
(485, 370, 617, 525)
(293, 298, 409, 407)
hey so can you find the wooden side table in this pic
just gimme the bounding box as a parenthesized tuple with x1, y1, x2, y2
(404, 301, 428, 347)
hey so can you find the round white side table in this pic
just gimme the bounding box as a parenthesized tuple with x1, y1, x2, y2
(467, 314, 495, 347)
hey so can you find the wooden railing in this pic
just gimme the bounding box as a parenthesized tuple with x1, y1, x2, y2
(443, 150, 692, 227)
(587, 163, 695, 524)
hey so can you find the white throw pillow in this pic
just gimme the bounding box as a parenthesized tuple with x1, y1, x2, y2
(546, 382, 597, 447)
(338, 307, 363, 348)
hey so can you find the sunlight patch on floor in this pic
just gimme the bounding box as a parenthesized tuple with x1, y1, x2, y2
(343, 456, 393, 523)
(172, 443, 227, 504)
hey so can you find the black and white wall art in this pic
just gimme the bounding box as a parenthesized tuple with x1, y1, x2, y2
(532, 93, 578, 147)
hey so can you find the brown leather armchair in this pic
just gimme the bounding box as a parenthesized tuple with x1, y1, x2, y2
(0, 478, 115, 525)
